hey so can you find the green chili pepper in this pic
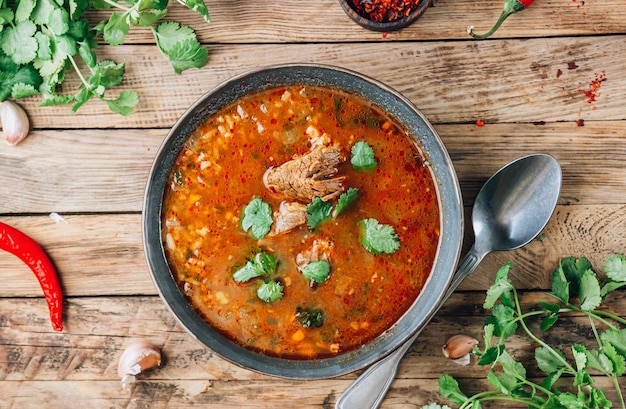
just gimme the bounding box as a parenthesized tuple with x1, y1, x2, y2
(468, 0, 534, 39)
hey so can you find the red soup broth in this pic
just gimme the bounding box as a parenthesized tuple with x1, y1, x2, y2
(162, 85, 440, 359)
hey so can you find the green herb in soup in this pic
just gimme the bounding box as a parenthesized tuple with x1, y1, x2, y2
(162, 85, 440, 359)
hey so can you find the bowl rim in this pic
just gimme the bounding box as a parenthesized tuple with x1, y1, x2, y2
(337, 0, 433, 32)
(142, 63, 464, 379)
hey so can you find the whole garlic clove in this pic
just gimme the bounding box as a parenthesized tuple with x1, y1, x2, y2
(117, 340, 162, 390)
(0, 100, 30, 146)
(442, 334, 479, 362)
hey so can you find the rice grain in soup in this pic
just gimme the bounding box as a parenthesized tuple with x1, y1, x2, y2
(162, 84, 440, 359)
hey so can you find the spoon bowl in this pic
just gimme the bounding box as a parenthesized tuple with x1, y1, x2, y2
(473, 154, 561, 252)
(336, 153, 562, 409)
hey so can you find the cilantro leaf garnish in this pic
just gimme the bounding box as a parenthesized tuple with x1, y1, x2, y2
(604, 254, 626, 281)
(257, 280, 283, 303)
(232, 251, 277, 283)
(295, 307, 324, 329)
(1, 20, 37, 64)
(153, 22, 208, 74)
(558, 256, 592, 296)
(359, 218, 400, 255)
(105, 90, 139, 116)
(0, 55, 41, 101)
(332, 187, 359, 218)
(437, 375, 467, 405)
(306, 197, 332, 230)
(232, 261, 262, 283)
(483, 262, 514, 309)
(254, 252, 277, 275)
(350, 141, 377, 170)
(180, 0, 210, 23)
(579, 269, 602, 311)
(241, 197, 273, 239)
(602, 254, 626, 296)
(301, 260, 330, 284)
(103, 12, 130, 46)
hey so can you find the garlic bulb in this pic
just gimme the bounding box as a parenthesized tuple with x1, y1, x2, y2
(117, 340, 162, 390)
(0, 100, 30, 146)
(442, 334, 479, 366)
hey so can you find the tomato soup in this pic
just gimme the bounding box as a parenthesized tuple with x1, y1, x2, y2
(162, 85, 440, 359)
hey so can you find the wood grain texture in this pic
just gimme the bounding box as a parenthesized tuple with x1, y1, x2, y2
(0, 378, 620, 409)
(86, 0, 626, 44)
(0, 295, 623, 407)
(2, 122, 626, 214)
(9, 35, 625, 129)
(1, 0, 625, 406)
(0, 204, 625, 297)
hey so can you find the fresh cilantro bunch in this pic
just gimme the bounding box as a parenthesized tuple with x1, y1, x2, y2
(0, 0, 209, 114)
(425, 255, 626, 409)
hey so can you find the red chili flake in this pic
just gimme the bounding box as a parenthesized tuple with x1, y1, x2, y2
(476, 119, 485, 126)
(578, 71, 606, 104)
(351, 0, 423, 23)
(576, 118, 585, 126)
(567, 61, 578, 70)
(556, 69, 563, 78)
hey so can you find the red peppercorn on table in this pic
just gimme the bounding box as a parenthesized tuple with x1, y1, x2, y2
(1, 0, 626, 407)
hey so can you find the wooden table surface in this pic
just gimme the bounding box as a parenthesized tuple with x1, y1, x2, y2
(1, 0, 626, 407)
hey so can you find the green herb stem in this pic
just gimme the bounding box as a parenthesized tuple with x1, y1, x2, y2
(68, 55, 90, 89)
(512, 288, 577, 375)
(462, 395, 543, 409)
(458, 391, 501, 409)
(570, 304, 621, 329)
(519, 376, 552, 399)
(546, 292, 626, 327)
(588, 314, 604, 348)
(590, 309, 626, 326)
(102, 0, 132, 12)
(612, 375, 626, 409)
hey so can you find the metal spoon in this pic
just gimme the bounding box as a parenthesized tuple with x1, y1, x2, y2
(335, 153, 562, 409)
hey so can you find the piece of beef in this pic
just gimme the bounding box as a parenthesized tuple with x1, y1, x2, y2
(267, 201, 307, 236)
(296, 238, 334, 268)
(263, 145, 346, 202)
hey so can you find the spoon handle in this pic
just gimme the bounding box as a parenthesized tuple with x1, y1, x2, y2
(334, 330, 418, 409)
(335, 246, 486, 409)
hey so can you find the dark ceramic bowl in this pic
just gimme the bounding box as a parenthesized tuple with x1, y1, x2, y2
(143, 64, 463, 379)
(338, 0, 432, 32)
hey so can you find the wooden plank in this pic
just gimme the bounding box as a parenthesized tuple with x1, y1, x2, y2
(1, 295, 624, 381)
(0, 129, 163, 213)
(1, 201, 626, 296)
(0, 295, 623, 407)
(0, 215, 152, 297)
(0, 377, 621, 409)
(13, 35, 626, 128)
(86, 0, 626, 44)
(0, 379, 437, 409)
(2, 121, 626, 214)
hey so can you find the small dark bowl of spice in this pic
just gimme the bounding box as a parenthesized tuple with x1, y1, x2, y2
(338, 0, 432, 32)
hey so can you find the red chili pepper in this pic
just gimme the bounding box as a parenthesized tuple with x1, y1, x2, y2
(468, 0, 534, 39)
(0, 221, 63, 331)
